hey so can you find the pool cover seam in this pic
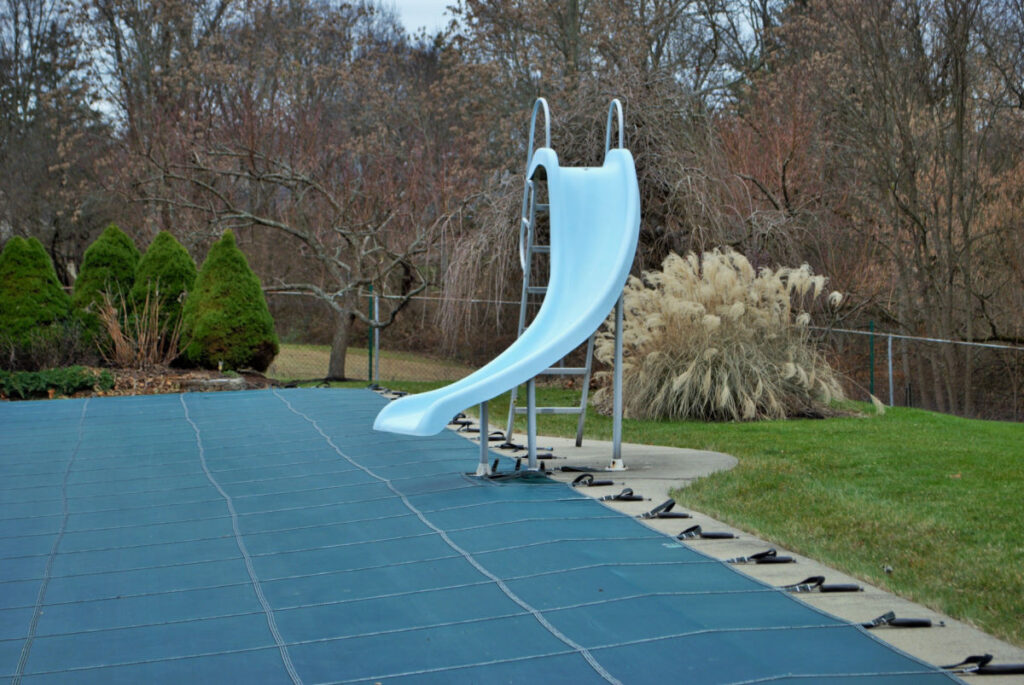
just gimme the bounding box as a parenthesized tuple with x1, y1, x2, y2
(324, 650, 580, 684)
(0, 473, 477, 515)
(321, 624, 931, 685)
(0, 492, 596, 543)
(725, 670, 957, 684)
(0, 447, 492, 506)
(0, 577, 840, 644)
(2, 539, 713, 606)
(1, 557, 798, 616)
(3, 609, 897, 682)
(0, 507, 624, 565)
(0, 540, 460, 581)
(0, 441, 335, 475)
(0, 524, 443, 566)
(0, 577, 497, 640)
(0, 541, 709, 585)
(0, 462, 368, 494)
(12, 398, 89, 685)
(0, 507, 418, 546)
(4, 616, 571, 679)
(273, 389, 623, 685)
(180, 394, 302, 685)
(0, 481, 581, 532)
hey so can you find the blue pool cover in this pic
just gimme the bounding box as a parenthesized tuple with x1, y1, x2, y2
(1, 389, 957, 683)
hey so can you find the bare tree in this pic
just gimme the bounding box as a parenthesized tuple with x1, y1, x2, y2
(154, 147, 437, 379)
(0, 0, 113, 280)
(121, 1, 469, 379)
(774, 0, 1024, 414)
(441, 0, 789, 305)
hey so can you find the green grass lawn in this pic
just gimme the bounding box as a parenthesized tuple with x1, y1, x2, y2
(267, 344, 473, 383)
(368, 382, 1024, 647)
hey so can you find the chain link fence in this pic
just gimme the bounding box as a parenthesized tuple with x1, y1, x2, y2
(265, 292, 1024, 421)
(265, 293, 522, 383)
(815, 327, 1024, 421)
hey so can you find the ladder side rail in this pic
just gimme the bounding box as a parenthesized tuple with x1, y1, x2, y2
(574, 334, 596, 446)
(507, 177, 539, 440)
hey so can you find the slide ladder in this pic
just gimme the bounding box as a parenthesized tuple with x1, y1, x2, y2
(505, 98, 595, 448)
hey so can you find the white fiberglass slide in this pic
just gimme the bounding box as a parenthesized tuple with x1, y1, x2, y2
(373, 147, 640, 436)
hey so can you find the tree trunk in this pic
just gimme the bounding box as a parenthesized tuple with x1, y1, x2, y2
(328, 310, 356, 381)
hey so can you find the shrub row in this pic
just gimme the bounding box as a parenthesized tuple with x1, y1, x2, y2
(0, 227, 278, 373)
(0, 366, 114, 400)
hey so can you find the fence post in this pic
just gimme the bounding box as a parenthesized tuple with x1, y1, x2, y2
(868, 320, 875, 397)
(373, 292, 380, 383)
(887, 334, 894, 406)
(367, 285, 374, 382)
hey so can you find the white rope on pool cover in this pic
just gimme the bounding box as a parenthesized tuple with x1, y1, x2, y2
(13, 398, 89, 685)
(273, 388, 625, 685)
(181, 394, 303, 685)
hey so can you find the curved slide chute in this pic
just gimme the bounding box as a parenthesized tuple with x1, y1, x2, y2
(373, 146, 640, 436)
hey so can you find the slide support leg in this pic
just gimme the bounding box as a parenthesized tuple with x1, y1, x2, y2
(475, 401, 492, 476)
(608, 294, 626, 471)
(527, 379, 538, 470)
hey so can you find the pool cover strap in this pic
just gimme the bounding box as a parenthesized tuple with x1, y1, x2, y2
(572, 473, 614, 487)
(638, 498, 692, 519)
(783, 576, 863, 593)
(726, 548, 795, 565)
(599, 487, 645, 502)
(677, 524, 736, 540)
(943, 655, 1024, 675)
(863, 611, 943, 629)
(482, 458, 553, 481)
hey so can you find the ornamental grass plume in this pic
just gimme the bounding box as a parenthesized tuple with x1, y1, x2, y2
(594, 248, 845, 421)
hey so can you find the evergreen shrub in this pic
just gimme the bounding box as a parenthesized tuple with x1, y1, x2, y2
(594, 248, 846, 421)
(181, 231, 279, 371)
(0, 237, 76, 369)
(72, 223, 140, 333)
(0, 366, 114, 399)
(131, 231, 197, 327)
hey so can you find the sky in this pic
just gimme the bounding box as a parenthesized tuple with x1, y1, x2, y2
(389, 0, 455, 34)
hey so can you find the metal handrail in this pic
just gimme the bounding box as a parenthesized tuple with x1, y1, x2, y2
(521, 98, 550, 271)
(605, 98, 623, 154)
(527, 97, 551, 167)
(518, 180, 534, 272)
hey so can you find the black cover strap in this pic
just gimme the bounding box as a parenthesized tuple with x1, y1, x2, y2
(863, 611, 941, 629)
(571, 473, 615, 487)
(943, 654, 1024, 675)
(820, 582, 863, 593)
(782, 576, 825, 593)
(676, 524, 735, 540)
(599, 487, 644, 502)
(726, 548, 793, 564)
(638, 499, 692, 519)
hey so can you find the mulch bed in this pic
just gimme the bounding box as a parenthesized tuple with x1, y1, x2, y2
(93, 367, 281, 398)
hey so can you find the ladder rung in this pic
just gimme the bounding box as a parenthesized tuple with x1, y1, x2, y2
(515, 406, 584, 415)
(536, 203, 549, 211)
(541, 367, 588, 375)
(526, 286, 547, 295)
(531, 245, 550, 254)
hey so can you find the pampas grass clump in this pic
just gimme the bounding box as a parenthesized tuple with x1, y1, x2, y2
(594, 248, 844, 421)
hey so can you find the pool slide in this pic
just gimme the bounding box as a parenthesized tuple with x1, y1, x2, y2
(373, 144, 640, 436)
